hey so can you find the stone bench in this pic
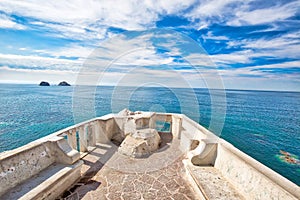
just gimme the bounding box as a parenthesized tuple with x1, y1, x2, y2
(183, 138, 244, 199)
(183, 137, 300, 200)
(187, 165, 245, 200)
(0, 136, 83, 200)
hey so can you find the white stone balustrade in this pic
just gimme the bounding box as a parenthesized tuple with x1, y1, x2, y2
(0, 110, 299, 200)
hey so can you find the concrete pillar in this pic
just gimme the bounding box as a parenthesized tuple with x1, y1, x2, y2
(67, 129, 77, 150)
(78, 126, 87, 152)
(87, 123, 96, 147)
(96, 120, 110, 143)
(172, 115, 182, 139)
(149, 114, 156, 129)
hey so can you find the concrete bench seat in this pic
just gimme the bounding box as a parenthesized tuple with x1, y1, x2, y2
(182, 135, 300, 200)
(1, 161, 82, 200)
(187, 164, 245, 200)
(0, 136, 83, 200)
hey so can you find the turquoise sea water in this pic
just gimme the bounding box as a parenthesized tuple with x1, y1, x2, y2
(0, 84, 299, 185)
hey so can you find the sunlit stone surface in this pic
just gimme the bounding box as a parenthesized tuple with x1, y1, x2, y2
(119, 128, 161, 158)
(1, 110, 299, 200)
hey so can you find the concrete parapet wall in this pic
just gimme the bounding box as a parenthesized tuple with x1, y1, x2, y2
(179, 114, 299, 199)
(1, 111, 298, 199)
(0, 141, 54, 196)
(0, 137, 81, 197)
(214, 140, 300, 199)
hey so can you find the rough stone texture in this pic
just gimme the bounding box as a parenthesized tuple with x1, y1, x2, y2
(214, 143, 299, 200)
(0, 137, 82, 199)
(60, 130, 199, 200)
(118, 129, 161, 158)
(63, 155, 198, 200)
(118, 109, 156, 134)
(187, 165, 245, 200)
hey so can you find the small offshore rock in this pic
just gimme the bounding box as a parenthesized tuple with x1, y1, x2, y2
(39, 81, 50, 86)
(58, 81, 71, 86)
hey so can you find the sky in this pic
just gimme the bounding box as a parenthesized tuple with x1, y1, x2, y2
(0, 0, 299, 91)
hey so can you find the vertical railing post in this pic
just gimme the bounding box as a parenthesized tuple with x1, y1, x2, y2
(95, 120, 100, 142)
(67, 129, 77, 150)
(172, 114, 182, 139)
(96, 120, 110, 143)
(149, 113, 156, 129)
(88, 122, 96, 147)
(78, 126, 88, 152)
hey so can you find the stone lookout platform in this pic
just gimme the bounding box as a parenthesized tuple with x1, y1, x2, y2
(0, 110, 299, 200)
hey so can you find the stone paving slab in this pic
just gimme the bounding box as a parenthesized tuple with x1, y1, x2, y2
(61, 156, 198, 200)
(60, 132, 200, 200)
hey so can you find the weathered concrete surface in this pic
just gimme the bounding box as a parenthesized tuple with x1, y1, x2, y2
(0, 137, 82, 199)
(214, 141, 300, 200)
(186, 164, 245, 200)
(1, 161, 83, 200)
(181, 114, 300, 200)
(119, 109, 156, 133)
(1, 111, 299, 200)
(119, 129, 161, 158)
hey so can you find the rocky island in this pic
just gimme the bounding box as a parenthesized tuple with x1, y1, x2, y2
(58, 81, 71, 86)
(39, 81, 50, 86)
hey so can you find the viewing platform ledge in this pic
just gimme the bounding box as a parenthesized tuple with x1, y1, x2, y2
(0, 110, 299, 200)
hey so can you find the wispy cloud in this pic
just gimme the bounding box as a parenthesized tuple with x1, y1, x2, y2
(219, 61, 300, 78)
(228, 1, 300, 26)
(211, 51, 252, 64)
(224, 32, 300, 59)
(0, 13, 26, 29)
(0, 0, 194, 41)
(186, 0, 300, 28)
(0, 53, 82, 71)
(33, 44, 94, 59)
(0, 0, 299, 91)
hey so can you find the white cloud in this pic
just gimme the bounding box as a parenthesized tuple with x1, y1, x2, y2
(184, 53, 215, 66)
(203, 31, 229, 41)
(184, 0, 245, 26)
(218, 61, 300, 79)
(188, 0, 239, 18)
(211, 50, 252, 64)
(0, 0, 206, 46)
(226, 32, 300, 59)
(229, 1, 300, 26)
(0, 13, 25, 29)
(247, 60, 300, 70)
(185, 0, 300, 27)
(0, 0, 195, 41)
(113, 49, 174, 66)
(18, 47, 27, 51)
(242, 37, 298, 49)
(0, 65, 78, 84)
(0, 53, 82, 71)
(144, 0, 196, 15)
(34, 44, 94, 59)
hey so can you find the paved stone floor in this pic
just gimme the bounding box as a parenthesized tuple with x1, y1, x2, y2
(60, 133, 199, 200)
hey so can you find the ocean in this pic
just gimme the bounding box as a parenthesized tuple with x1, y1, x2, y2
(0, 84, 299, 185)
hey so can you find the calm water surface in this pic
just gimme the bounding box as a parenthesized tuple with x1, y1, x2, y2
(0, 84, 299, 185)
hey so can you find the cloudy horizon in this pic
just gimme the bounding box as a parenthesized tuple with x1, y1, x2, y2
(0, 0, 299, 91)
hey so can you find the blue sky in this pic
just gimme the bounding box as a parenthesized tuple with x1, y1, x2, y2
(0, 0, 299, 91)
